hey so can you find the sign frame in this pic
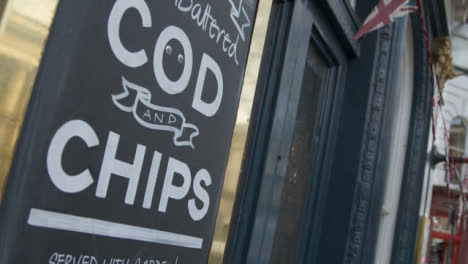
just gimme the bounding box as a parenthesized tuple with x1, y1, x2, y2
(0, 0, 272, 262)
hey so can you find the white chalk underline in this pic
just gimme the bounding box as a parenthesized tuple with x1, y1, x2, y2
(27, 208, 203, 249)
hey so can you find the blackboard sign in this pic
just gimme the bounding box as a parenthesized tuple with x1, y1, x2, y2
(0, 0, 257, 263)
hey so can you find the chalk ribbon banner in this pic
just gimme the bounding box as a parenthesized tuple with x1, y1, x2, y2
(112, 77, 199, 148)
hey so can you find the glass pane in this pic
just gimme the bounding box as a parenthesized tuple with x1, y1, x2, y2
(270, 42, 329, 263)
(449, 118, 466, 183)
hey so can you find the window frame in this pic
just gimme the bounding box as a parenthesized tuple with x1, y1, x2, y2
(224, 0, 350, 263)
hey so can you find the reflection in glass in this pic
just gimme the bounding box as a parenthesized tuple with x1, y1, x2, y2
(348, 0, 357, 9)
(270, 43, 329, 263)
(449, 118, 467, 183)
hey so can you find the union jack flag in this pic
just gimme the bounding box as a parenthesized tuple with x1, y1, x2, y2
(354, 0, 418, 40)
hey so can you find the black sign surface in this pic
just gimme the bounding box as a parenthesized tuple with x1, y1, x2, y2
(0, 0, 257, 263)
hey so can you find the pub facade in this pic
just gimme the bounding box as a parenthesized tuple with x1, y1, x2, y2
(0, 0, 446, 263)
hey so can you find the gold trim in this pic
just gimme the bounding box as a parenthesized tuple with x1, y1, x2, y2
(414, 217, 429, 264)
(0, 0, 59, 202)
(208, 0, 273, 262)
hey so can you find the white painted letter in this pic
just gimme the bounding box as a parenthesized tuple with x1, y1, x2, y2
(154, 26, 193, 95)
(188, 169, 211, 221)
(96, 131, 146, 205)
(49, 252, 58, 264)
(47, 120, 98, 193)
(142, 151, 162, 209)
(158, 157, 191, 212)
(108, 0, 152, 68)
(192, 53, 223, 117)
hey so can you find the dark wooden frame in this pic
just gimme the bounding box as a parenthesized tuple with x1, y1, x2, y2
(225, 0, 434, 263)
(225, 0, 354, 263)
(342, 18, 410, 264)
(391, 9, 433, 264)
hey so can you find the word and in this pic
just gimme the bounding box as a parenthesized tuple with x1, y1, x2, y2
(108, 0, 223, 117)
(46, 120, 212, 221)
(113, 77, 199, 148)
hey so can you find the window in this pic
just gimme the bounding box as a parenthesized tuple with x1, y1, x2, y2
(270, 41, 329, 263)
(449, 117, 467, 184)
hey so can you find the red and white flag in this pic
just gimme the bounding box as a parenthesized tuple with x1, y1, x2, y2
(354, 0, 418, 40)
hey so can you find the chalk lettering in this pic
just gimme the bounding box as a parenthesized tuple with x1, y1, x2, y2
(49, 252, 97, 264)
(46, 120, 212, 221)
(47, 120, 98, 193)
(174, 0, 242, 65)
(108, 0, 152, 68)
